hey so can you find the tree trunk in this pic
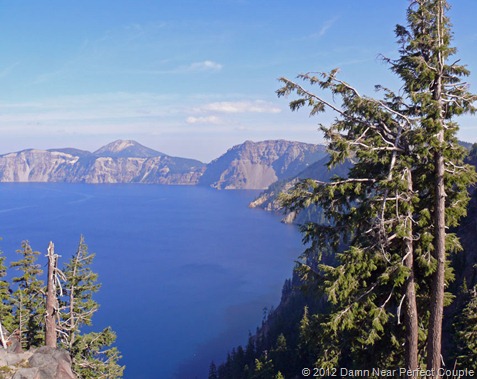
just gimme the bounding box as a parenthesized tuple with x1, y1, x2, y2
(45, 241, 57, 348)
(427, 145, 446, 377)
(404, 168, 419, 377)
(68, 254, 78, 350)
(426, 3, 446, 375)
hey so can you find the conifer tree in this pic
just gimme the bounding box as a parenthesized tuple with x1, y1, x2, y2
(455, 285, 477, 370)
(10, 240, 44, 349)
(58, 236, 124, 379)
(252, 356, 275, 379)
(208, 362, 218, 379)
(69, 327, 124, 379)
(58, 235, 100, 350)
(0, 250, 13, 345)
(277, 0, 476, 376)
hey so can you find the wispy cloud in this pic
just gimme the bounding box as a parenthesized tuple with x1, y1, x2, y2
(186, 115, 222, 124)
(197, 100, 281, 114)
(32, 69, 69, 85)
(155, 60, 223, 74)
(0, 62, 20, 79)
(310, 17, 339, 39)
(187, 60, 223, 72)
(29, 61, 223, 86)
(0, 92, 184, 135)
(0, 95, 283, 134)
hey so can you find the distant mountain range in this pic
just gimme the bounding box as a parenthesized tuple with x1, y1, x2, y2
(0, 139, 328, 189)
(0, 140, 205, 185)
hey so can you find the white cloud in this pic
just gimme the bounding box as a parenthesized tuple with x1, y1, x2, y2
(308, 17, 339, 39)
(186, 115, 221, 124)
(104, 60, 224, 76)
(200, 100, 281, 114)
(319, 18, 337, 37)
(187, 60, 223, 72)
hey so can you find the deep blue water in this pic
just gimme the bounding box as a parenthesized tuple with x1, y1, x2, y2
(0, 184, 302, 379)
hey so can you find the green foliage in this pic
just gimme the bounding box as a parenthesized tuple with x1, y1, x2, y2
(274, 334, 286, 352)
(0, 250, 14, 333)
(276, 0, 476, 370)
(10, 241, 45, 348)
(0, 236, 124, 379)
(58, 236, 124, 379)
(59, 235, 100, 349)
(252, 356, 275, 379)
(69, 327, 124, 379)
(455, 285, 477, 370)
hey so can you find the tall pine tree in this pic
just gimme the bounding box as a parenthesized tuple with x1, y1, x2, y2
(58, 236, 124, 379)
(277, 0, 476, 376)
(389, 2, 476, 373)
(58, 235, 100, 350)
(10, 240, 45, 349)
(0, 249, 13, 344)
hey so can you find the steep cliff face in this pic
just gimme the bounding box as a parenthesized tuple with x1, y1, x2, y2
(249, 156, 353, 223)
(0, 141, 205, 185)
(199, 140, 327, 189)
(0, 150, 79, 182)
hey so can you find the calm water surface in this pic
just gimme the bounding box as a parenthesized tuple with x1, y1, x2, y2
(0, 184, 302, 379)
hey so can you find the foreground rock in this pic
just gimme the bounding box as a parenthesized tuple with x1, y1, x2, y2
(0, 347, 76, 379)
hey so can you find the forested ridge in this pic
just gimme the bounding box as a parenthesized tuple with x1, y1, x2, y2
(0, 237, 124, 379)
(212, 1, 477, 378)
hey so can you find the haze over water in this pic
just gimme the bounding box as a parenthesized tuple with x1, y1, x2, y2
(0, 183, 302, 379)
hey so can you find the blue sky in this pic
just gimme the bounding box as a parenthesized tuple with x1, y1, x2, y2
(1, 1, 476, 162)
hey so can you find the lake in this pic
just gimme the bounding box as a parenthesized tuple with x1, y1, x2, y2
(0, 183, 302, 379)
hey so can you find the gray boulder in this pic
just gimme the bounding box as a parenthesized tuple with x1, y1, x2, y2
(0, 347, 76, 379)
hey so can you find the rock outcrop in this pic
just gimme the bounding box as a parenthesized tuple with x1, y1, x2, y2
(199, 140, 327, 189)
(0, 347, 76, 379)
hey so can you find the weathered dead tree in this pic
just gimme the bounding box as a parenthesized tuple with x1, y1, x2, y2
(45, 241, 58, 348)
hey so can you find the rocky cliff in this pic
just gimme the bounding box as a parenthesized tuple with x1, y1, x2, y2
(0, 139, 330, 189)
(249, 156, 353, 223)
(0, 140, 205, 185)
(198, 140, 327, 189)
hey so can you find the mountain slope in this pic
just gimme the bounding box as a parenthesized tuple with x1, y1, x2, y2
(199, 140, 327, 190)
(93, 139, 163, 158)
(0, 141, 205, 184)
(249, 155, 352, 223)
(0, 139, 330, 187)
